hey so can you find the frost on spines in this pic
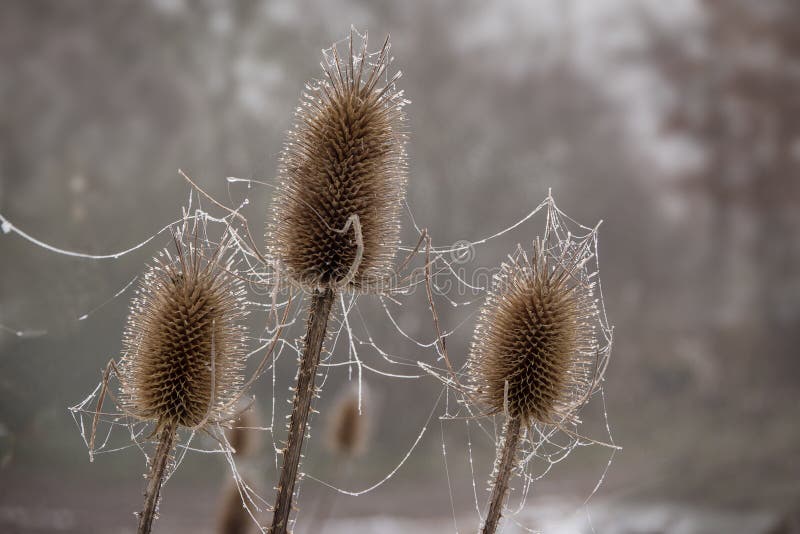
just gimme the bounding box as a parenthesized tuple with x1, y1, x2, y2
(468, 238, 602, 428)
(268, 29, 409, 294)
(118, 229, 249, 433)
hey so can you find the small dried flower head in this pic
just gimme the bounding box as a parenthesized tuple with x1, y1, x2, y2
(326, 384, 371, 457)
(217, 478, 252, 534)
(468, 239, 601, 426)
(226, 404, 261, 457)
(268, 30, 408, 292)
(119, 229, 248, 432)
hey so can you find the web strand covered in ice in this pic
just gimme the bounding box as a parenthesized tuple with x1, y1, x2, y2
(5, 166, 615, 532)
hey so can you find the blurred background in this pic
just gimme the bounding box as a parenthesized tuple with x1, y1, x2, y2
(1, 0, 798, 532)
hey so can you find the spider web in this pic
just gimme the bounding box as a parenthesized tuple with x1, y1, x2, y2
(1, 177, 617, 533)
(0, 32, 616, 534)
(413, 193, 617, 534)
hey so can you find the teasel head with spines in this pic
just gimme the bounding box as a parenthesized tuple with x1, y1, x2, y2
(118, 227, 249, 435)
(468, 238, 601, 428)
(268, 30, 409, 293)
(470, 235, 605, 534)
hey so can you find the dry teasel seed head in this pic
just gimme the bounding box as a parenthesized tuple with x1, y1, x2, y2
(469, 233, 606, 534)
(108, 227, 249, 534)
(301, 384, 372, 533)
(118, 232, 249, 434)
(268, 29, 408, 292)
(226, 405, 261, 458)
(468, 238, 600, 427)
(267, 30, 408, 534)
(326, 384, 371, 458)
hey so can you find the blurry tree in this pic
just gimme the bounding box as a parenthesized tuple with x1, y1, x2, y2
(644, 0, 800, 388)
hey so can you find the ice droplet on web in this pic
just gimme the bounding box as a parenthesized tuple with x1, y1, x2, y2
(1, 220, 11, 234)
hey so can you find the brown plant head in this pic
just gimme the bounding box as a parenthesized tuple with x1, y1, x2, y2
(217, 478, 253, 534)
(268, 30, 408, 293)
(119, 228, 249, 432)
(468, 239, 601, 427)
(226, 404, 261, 457)
(326, 383, 371, 457)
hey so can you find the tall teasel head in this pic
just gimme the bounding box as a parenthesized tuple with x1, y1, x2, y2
(468, 237, 602, 427)
(268, 30, 409, 293)
(118, 228, 249, 433)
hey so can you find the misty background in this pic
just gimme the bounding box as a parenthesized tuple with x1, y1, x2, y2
(1, 1, 798, 532)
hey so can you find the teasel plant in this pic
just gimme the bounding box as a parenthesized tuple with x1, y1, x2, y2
(467, 228, 612, 534)
(85, 221, 250, 534)
(265, 29, 408, 534)
(325, 382, 371, 460)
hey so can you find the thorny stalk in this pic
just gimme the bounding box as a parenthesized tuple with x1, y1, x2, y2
(482, 416, 522, 534)
(138, 421, 177, 534)
(269, 288, 336, 534)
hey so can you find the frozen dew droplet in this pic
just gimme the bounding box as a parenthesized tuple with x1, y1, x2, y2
(1, 220, 11, 234)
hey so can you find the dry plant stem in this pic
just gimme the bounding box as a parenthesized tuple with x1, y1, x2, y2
(482, 416, 522, 534)
(138, 421, 177, 534)
(270, 288, 335, 534)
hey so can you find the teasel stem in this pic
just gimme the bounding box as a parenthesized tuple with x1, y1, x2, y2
(482, 416, 522, 534)
(270, 288, 335, 534)
(138, 421, 177, 534)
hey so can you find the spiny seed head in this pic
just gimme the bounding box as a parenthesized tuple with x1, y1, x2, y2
(268, 30, 408, 293)
(326, 384, 370, 457)
(468, 239, 601, 426)
(119, 230, 248, 431)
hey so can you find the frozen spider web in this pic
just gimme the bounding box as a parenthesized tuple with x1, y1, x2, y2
(2, 170, 616, 533)
(412, 193, 618, 534)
